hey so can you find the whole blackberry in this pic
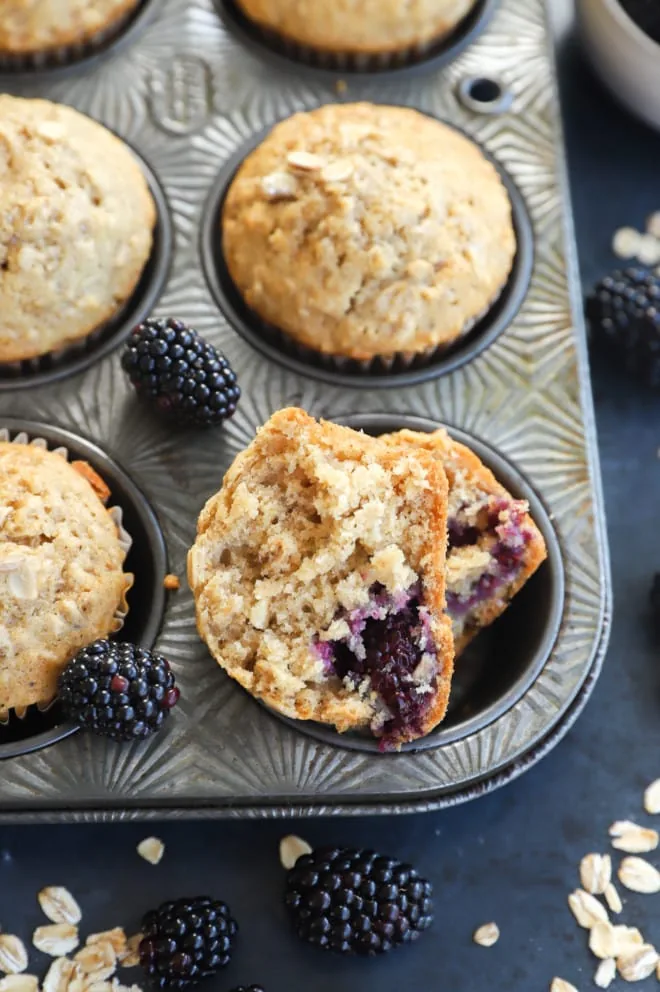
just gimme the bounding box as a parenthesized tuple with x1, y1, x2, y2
(122, 317, 240, 426)
(586, 267, 660, 386)
(619, 0, 660, 44)
(284, 846, 433, 955)
(139, 897, 238, 990)
(59, 640, 180, 742)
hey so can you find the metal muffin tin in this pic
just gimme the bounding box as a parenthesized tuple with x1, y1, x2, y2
(0, 0, 611, 820)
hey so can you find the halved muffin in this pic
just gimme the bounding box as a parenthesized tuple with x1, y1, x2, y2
(188, 408, 455, 749)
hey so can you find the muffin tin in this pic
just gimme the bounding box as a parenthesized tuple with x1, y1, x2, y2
(0, 0, 611, 820)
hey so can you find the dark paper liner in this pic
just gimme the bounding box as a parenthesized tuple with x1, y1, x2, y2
(201, 115, 534, 389)
(0, 0, 155, 81)
(0, 141, 172, 393)
(0, 420, 168, 758)
(214, 0, 498, 81)
(260, 413, 565, 754)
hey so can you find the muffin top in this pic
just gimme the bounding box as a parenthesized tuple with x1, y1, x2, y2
(188, 408, 454, 746)
(0, 96, 156, 363)
(0, 0, 140, 55)
(235, 0, 477, 55)
(222, 104, 517, 361)
(0, 442, 130, 713)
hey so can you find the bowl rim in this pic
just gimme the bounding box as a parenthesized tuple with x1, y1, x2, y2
(595, 0, 660, 55)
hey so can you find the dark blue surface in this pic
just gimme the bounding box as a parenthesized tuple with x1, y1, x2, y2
(3, 19, 660, 992)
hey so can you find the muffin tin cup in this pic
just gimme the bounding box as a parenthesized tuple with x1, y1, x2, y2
(0, 0, 156, 81)
(201, 115, 534, 390)
(0, 141, 173, 393)
(0, 419, 168, 759)
(214, 0, 498, 81)
(262, 412, 565, 754)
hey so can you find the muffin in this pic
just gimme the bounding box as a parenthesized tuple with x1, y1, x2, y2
(383, 428, 548, 653)
(233, 0, 479, 63)
(0, 441, 131, 715)
(188, 408, 455, 749)
(221, 103, 516, 365)
(0, 0, 141, 62)
(0, 96, 156, 364)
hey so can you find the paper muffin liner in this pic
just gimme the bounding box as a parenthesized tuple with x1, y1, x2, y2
(0, 1, 146, 74)
(220, 0, 474, 74)
(0, 428, 134, 725)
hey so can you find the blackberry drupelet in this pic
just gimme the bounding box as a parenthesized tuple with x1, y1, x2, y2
(122, 317, 240, 426)
(59, 640, 180, 742)
(586, 267, 660, 386)
(619, 0, 660, 44)
(284, 846, 433, 955)
(139, 897, 238, 990)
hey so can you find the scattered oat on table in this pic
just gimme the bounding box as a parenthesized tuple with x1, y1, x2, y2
(279, 834, 312, 870)
(163, 574, 180, 591)
(612, 226, 643, 259)
(579, 853, 611, 894)
(0, 937, 28, 976)
(643, 778, 660, 814)
(119, 935, 142, 970)
(594, 957, 616, 989)
(32, 924, 79, 957)
(604, 882, 623, 914)
(609, 820, 659, 854)
(87, 930, 126, 956)
(137, 837, 164, 866)
(617, 944, 659, 981)
(42, 958, 76, 992)
(38, 887, 82, 926)
(618, 856, 660, 894)
(472, 922, 499, 947)
(568, 889, 609, 928)
(550, 978, 579, 992)
(647, 211, 660, 240)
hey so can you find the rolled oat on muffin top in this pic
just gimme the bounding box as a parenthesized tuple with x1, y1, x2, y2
(221, 103, 517, 362)
(0, 96, 156, 364)
(0, 0, 141, 55)
(0, 442, 131, 715)
(234, 0, 478, 57)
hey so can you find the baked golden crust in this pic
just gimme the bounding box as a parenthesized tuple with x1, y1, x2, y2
(383, 428, 548, 654)
(234, 0, 477, 56)
(0, 96, 156, 363)
(0, 0, 140, 55)
(188, 409, 455, 746)
(222, 103, 516, 361)
(0, 443, 130, 713)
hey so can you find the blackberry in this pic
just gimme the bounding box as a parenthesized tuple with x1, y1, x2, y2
(58, 640, 180, 742)
(139, 897, 238, 991)
(229, 987, 265, 992)
(284, 846, 433, 955)
(586, 267, 660, 387)
(619, 0, 660, 44)
(122, 317, 240, 426)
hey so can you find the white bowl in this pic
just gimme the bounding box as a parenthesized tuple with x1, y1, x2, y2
(576, 0, 660, 131)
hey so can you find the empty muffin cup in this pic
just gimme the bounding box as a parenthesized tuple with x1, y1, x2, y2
(263, 413, 564, 754)
(0, 420, 168, 758)
(0, 0, 155, 78)
(201, 115, 533, 390)
(214, 0, 497, 80)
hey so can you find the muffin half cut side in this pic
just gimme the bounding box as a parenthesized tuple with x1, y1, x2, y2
(188, 408, 455, 750)
(383, 428, 548, 654)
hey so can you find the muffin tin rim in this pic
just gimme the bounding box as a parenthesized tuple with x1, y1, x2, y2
(213, 0, 499, 82)
(200, 109, 535, 390)
(0, 417, 169, 760)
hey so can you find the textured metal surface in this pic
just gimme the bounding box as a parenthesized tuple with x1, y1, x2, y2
(0, 0, 611, 817)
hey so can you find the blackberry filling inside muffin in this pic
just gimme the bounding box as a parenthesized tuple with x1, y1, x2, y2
(446, 499, 534, 635)
(317, 584, 437, 750)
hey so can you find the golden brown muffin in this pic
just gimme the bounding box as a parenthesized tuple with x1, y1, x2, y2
(234, 0, 477, 57)
(222, 104, 516, 362)
(0, 96, 156, 364)
(188, 409, 455, 749)
(383, 429, 548, 653)
(0, 442, 132, 714)
(0, 0, 141, 56)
